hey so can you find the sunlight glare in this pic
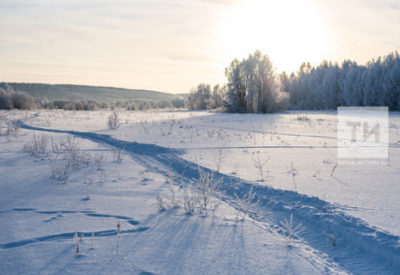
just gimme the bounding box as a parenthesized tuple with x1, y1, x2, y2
(218, 0, 328, 73)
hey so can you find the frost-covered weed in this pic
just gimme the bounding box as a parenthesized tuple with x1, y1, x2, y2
(93, 152, 106, 171)
(112, 148, 123, 163)
(233, 184, 259, 222)
(252, 152, 270, 183)
(280, 213, 305, 247)
(197, 168, 221, 216)
(50, 155, 71, 183)
(107, 111, 120, 130)
(23, 132, 49, 158)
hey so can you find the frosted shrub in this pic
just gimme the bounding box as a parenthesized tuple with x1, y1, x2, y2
(197, 168, 221, 216)
(280, 213, 305, 247)
(74, 232, 81, 256)
(168, 183, 179, 208)
(155, 190, 167, 211)
(64, 137, 91, 169)
(182, 184, 197, 214)
(214, 149, 224, 172)
(93, 152, 106, 171)
(50, 156, 71, 183)
(50, 136, 65, 154)
(296, 115, 310, 122)
(252, 153, 270, 183)
(112, 148, 123, 163)
(23, 132, 49, 158)
(116, 222, 121, 254)
(107, 111, 120, 130)
(233, 184, 258, 222)
(10, 91, 36, 110)
(6, 120, 21, 138)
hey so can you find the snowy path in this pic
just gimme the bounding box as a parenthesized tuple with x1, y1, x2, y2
(18, 122, 400, 274)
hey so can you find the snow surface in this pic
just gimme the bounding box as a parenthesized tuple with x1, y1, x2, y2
(1, 109, 399, 274)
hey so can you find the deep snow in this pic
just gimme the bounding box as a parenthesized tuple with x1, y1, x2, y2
(1, 109, 399, 274)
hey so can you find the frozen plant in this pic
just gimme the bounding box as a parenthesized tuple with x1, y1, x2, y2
(252, 152, 270, 183)
(112, 148, 123, 163)
(168, 182, 179, 208)
(155, 190, 167, 211)
(197, 168, 221, 216)
(50, 136, 65, 154)
(63, 137, 91, 170)
(116, 221, 121, 254)
(233, 184, 259, 222)
(214, 148, 225, 173)
(182, 184, 197, 214)
(5, 120, 21, 140)
(163, 166, 179, 208)
(23, 132, 49, 158)
(93, 152, 106, 171)
(83, 172, 93, 200)
(50, 155, 71, 183)
(74, 232, 81, 256)
(280, 213, 305, 247)
(287, 162, 298, 192)
(98, 169, 109, 184)
(91, 232, 95, 249)
(296, 115, 310, 122)
(107, 111, 120, 130)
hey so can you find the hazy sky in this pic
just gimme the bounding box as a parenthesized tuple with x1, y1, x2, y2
(1, 0, 399, 93)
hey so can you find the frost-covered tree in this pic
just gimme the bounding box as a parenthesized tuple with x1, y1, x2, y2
(224, 58, 247, 112)
(286, 51, 400, 111)
(208, 84, 224, 109)
(187, 83, 211, 110)
(224, 51, 282, 113)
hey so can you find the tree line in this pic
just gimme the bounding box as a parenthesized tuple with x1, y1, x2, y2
(188, 51, 400, 112)
(0, 82, 185, 111)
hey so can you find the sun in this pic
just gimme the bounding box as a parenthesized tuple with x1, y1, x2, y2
(218, 0, 328, 73)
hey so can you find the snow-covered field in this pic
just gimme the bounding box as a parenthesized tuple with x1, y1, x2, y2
(1, 109, 399, 274)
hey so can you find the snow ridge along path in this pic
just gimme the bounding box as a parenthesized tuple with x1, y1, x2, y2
(19, 122, 400, 274)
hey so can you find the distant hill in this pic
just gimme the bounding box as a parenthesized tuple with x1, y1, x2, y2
(5, 83, 184, 103)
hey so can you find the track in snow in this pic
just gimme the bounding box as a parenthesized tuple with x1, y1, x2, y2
(19, 122, 400, 274)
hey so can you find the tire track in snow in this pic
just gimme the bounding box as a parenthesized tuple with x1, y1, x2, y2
(19, 122, 400, 274)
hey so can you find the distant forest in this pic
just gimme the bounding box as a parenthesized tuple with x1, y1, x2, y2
(0, 83, 185, 110)
(1, 51, 399, 112)
(188, 51, 400, 112)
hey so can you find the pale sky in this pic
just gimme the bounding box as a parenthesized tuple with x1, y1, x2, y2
(0, 0, 399, 93)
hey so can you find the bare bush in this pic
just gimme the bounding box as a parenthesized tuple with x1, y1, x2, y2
(0, 89, 12, 109)
(64, 137, 91, 169)
(74, 232, 81, 256)
(93, 152, 106, 171)
(280, 213, 305, 247)
(182, 184, 197, 214)
(233, 184, 259, 222)
(50, 155, 71, 183)
(23, 132, 49, 158)
(107, 111, 120, 129)
(50, 136, 65, 154)
(112, 148, 123, 163)
(5, 120, 21, 139)
(214, 148, 225, 172)
(252, 153, 270, 183)
(116, 222, 121, 254)
(155, 190, 167, 211)
(197, 168, 221, 216)
(10, 91, 36, 110)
